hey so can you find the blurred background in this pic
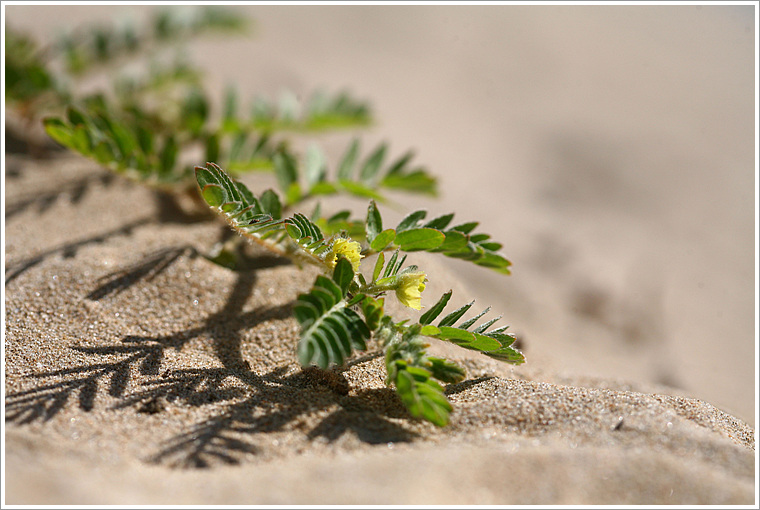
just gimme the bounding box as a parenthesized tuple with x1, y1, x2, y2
(5, 4, 756, 424)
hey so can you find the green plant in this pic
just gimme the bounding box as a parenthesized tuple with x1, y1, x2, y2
(12, 8, 525, 427)
(10, 7, 420, 229)
(41, 100, 433, 202)
(10, 7, 373, 168)
(195, 162, 523, 426)
(6, 7, 246, 114)
(29, 10, 438, 213)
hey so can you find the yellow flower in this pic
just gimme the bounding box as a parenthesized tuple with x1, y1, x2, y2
(395, 272, 427, 310)
(325, 237, 363, 272)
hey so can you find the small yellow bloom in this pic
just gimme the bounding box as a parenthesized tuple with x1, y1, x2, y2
(325, 237, 363, 272)
(395, 272, 427, 310)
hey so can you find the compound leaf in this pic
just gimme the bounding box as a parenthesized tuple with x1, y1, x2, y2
(419, 297, 524, 365)
(391, 361, 452, 427)
(295, 275, 370, 368)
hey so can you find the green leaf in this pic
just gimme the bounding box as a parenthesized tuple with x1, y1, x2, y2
(202, 184, 226, 207)
(221, 201, 242, 213)
(104, 118, 136, 157)
(259, 189, 282, 219)
(393, 363, 451, 427)
(419, 324, 440, 336)
(479, 340, 525, 363)
(385, 150, 414, 176)
(359, 294, 384, 331)
(286, 213, 325, 244)
(337, 138, 360, 180)
(209, 162, 243, 204)
(437, 326, 501, 351)
(396, 210, 427, 232)
(136, 126, 154, 156)
(480, 242, 503, 252)
(359, 143, 387, 183)
(370, 229, 396, 253)
(431, 230, 469, 252)
(338, 180, 384, 201)
(43, 118, 72, 146)
(308, 181, 338, 196)
(451, 222, 478, 234)
(472, 252, 512, 274)
(273, 151, 298, 194)
(366, 200, 382, 242)
(285, 182, 302, 205)
(327, 210, 350, 223)
(285, 223, 301, 240)
(67, 106, 87, 126)
(427, 357, 466, 384)
(197, 164, 298, 249)
(394, 228, 445, 251)
(459, 306, 493, 331)
(92, 141, 115, 165)
(181, 88, 209, 135)
(372, 252, 385, 283)
(236, 180, 259, 210)
(381, 169, 437, 195)
(332, 257, 354, 296)
(419, 290, 452, 325)
(305, 143, 327, 188)
(381, 250, 406, 279)
(438, 300, 474, 327)
(434, 325, 477, 343)
(424, 214, 454, 230)
(72, 125, 92, 154)
(229, 132, 248, 163)
(223, 86, 238, 127)
(159, 136, 178, 175)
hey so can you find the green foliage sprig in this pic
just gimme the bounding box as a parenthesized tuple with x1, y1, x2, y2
(222, 87, 372, 134)
(195, 162, 524, 426)
(10, 8, 525, 428)
(19, 8, 435, 213)
(44, 102, 189, 189)
(57, 7, 246, 75)
(5, 28, 59, 108)
(6, 8, 244, 118)
(42, 99, 437, 207)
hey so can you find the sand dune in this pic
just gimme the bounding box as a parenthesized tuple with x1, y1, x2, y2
(4, 4, 756, 505)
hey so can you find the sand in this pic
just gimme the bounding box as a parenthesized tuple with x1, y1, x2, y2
(4, 151, 756, 505)
(4, 4, 757, 506)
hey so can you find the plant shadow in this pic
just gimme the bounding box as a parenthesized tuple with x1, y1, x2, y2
(5, 121, 69, 158)
(5, 171, 117, 221)
(445, 376, 497, 396)
(4, 217, 153, 285)
(86, 245, 201, 301)
(6, 260, 424, 469)
(145, 369, 419, 469)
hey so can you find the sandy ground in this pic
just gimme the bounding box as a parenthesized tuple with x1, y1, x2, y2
(3, 4, 757, 506)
